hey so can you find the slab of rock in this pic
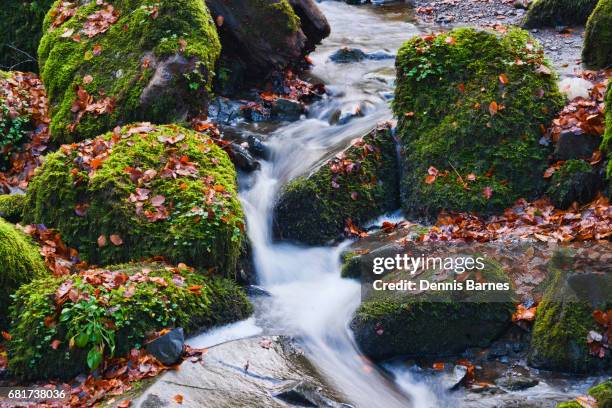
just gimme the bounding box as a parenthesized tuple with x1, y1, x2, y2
(132, 336, 351, 407)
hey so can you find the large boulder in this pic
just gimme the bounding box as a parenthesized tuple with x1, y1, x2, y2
(39, 0, 221, 144)
(207, 0, 328, 92)
(0, 0, 55, 72)
(522, 0, 599, 28)
(273, 125, 400, 245)
(0, 217, 47, 329)
(393, 28, 564, 219)
(0, 194, 26, 223)
(583, 0, 612, 69)
(604, 86, 612, 195)
(23, 124, 245, 276)
(350, 243, 516, 361)
(7, 262, 252, 380)
(528, 251, 612, 373)
(132, 336, 350, 407)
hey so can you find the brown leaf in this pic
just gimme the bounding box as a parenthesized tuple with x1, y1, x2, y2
(97, 234, 107, 247)
(117, 400, 132, 408)
(498, 74, 509, 85)
(174, 394, 184, 404)
(51, 339, 61, 350)
(1, 331, 12, 341)
(483, 186, 493, 200)
(110, 234, 123, 246)
(488, 101, 499, 116)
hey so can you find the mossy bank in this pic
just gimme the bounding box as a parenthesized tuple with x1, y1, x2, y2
(23, 123, 245, 276)
(39, 0, 221, 144)
(8, 262, 252, 380)
(393, 28, 564, 219)
(273, 125, 400, 245)
(583, 0, 612, 69)
(0, 218, 47, 329)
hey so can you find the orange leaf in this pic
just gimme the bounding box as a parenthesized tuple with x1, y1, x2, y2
(117, 400, 132, 408)
(433, 362, 445, 371)
(51, 339, 61, 350)
(488, 101, 499, 116)
(425, 175, 437, 184)
(174, 394, 184, 404)
(97, 234, 107, 247)
(1, 331, 12, 341)
(498, 74, 509, 85)
(110, 234, 123, 246)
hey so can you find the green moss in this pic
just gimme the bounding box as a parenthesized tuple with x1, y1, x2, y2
(556, 380, 612, 408)
(583, 0, 612, 69)
(393, 28, 564, 219)
(0, 0, 55, 72)
(602, 85, 612, 184)
(0, 194, 26, 223)
(273, 126, 399, 245)
(351, 257, 515, 360)
(39, 0, 221, 144)
(523, 0, 599, 28)
(546, 160, 601, 208)
(341, 251, 362, 279)
(529, 251, 612, 373)
(8, 262, 252, 380)
(589, 380, 612, 408)
(23, 124, 245, 277)
(0, 218, 47, 329)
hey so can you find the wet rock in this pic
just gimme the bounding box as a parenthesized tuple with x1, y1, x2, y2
(287, 0, 331, 50)
(208, 97, 247, 124)
(330, 47, 368, 63)
(553, 130, 601, 161)
(350, 242, 516, 361)
(206, 0, 328, 88)
(271, 98, 305, 121)
(247, 285, 272, 297)
(273, 381, 353, 407)
(145, 328, 185, 366)
(247, 135, 271, 160)
(273, 125, 400, 245)
(329, 48, 395, 64)
(132, 336, 350, 407)
(230, 143, 261, 172)
(495, 374, 539, 391)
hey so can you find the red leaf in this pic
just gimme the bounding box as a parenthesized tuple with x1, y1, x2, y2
(1, 331, 12, 341)
(51, 339, 61, 350)
(483, 186, 493, 200)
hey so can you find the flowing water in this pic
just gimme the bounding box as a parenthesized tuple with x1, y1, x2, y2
(188, 2, 599, 407)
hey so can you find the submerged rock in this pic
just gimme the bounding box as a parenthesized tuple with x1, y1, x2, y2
(393, 28, 563, 219)
(23, 124, 245, 276)
(39, 0, 221, 144)
(329, 47, 395, 63)
(528, 251, 612, 373)
(522, 0, 598, 28)
(273, 124, 400, 245)
(583, 0, 612, 69)
(132, 336, 351, 407)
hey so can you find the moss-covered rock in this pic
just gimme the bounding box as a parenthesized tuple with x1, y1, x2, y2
(23, 124, 244, 276)
(602, 85, 612, 186)
(556, 380, 612, 408)
(8, 262, 252, 380)
(273, 126, 400, 245)
(39, 0, 221, 144)
(529, 251, 612, 373)
(546, 160, 602, 209)
(0, 194, 26, 222)
(583, 0, 612, 69)
(0, 1, 55, 72)
(522, 0, 599, 28)
(350, 255, 515, 361)
(0, 217, 47, 329)
(393, 28, 564, 219)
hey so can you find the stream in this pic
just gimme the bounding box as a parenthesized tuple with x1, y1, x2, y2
(187, 2, 599, 407)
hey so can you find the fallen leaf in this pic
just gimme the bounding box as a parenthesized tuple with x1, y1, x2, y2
(110, 234, 123, 246)
(173, 394, 184, 404)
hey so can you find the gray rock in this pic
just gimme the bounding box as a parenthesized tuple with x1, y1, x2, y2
(330, 47, 368, 63)
(247, 135, 271, 160)
(287, 0, 331, 51)
(230, 143, 261, 172)
(271, 98, 304, 122)
(553, 130, 601, 161)
(132, 336, 350, 408)
(496, 374, 539, 391)
(145, 328, 185, 366)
